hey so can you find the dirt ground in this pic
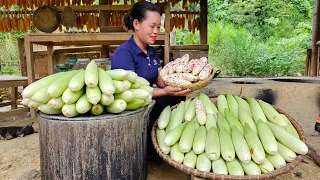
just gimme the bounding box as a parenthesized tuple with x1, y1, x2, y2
(0, 114, 319, 180)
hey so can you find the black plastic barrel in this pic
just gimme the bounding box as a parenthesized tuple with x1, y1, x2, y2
(38, 101, 155, 180)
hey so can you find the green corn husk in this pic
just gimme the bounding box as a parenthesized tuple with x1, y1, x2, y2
(227, 93, 239, 118)
(205, 126, 220, 161)
(258, 158, 274, 174)
(156, 128, 170, 154)
(193, 126, 207, 155)
(244, 123, 266, 164)
(196, 153, 211, 172)
(258, 100, 288, 128)
(212, 157, 228, 175)
(170, 142, 184, 164)
(219, 127, 235, 162)
(231, 126, 251, 163)
(183, 150, 197, 168)
(240, 161, 261, 175)
(217, 95, 229, 116)
(205, 113, 217, 131)
(238, 108, 257, 134)
(266, 153, 286, 169)
(234, 95, 252, 117)
(198, 92, 218, 115)
(247, 97, 267, 123)
(158, 106, 171, 130)
(179, 121, 196, 153)
(164, 122, 188, 147)
(62, 104, 79, 117)
(224, 109, 244, 135)
(257, 120, 278, 155)
(226, 158, 244, 176)
(277, 141, 297, 163)
(217, 112, 231, 134)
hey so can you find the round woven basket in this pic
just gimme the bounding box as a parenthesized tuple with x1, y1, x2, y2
(151, 94, 306, 180)
(163, 70, 221, 91)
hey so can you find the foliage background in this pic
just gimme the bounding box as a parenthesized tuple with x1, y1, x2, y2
(0, 0, 315, 76)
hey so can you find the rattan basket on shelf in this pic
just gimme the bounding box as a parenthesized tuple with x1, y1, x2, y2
(151, 94, 306, 180)
(162, 70, 221, 91)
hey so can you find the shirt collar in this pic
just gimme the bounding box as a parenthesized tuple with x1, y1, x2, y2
(128, 35, 153, 56)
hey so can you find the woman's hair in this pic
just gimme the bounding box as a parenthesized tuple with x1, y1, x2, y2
(123, 1, 161, 31)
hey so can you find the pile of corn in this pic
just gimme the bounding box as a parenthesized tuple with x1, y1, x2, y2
(156, 92, 308, 175)
(160, 54, 214, 86)
(20, 60, 153, 117)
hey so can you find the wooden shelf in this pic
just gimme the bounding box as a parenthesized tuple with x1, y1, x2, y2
(54, 5, 133, 12)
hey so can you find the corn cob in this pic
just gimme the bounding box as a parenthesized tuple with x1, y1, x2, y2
(258, 100, 288, 128)
(106, 69, 128, 81)
(62, 104, 79, 117)
(112, 80, 125, 93)
(106, 99, 127, 114)
(136, 76, 150, 86)
(217, 112, 231, 134)
(86, 86, 102, 105)
(240, 161, 261, 175)
(125, 99, 145, 110)
(31, 85, 51, 104)
(164, 122, 187, 146)
(184, 97, 198, 121)
(158, 106, 171, 130)
(62, 87, 85, 104)
(258, 158, 274, 174)
(162, 76, 192, 86)
(247, 97, 267, 123)
(193, 126, 207, 154)
(180, 54, 190, 64)
(192, 57, 208, 75)
(184, 97, 192, 111)
(98, 68, 115, 95)
(219, 127, 235, 161)
(165, 73, 199, 82)
(212, 157, 228, 175)
(183, 59, 198, 73)
(48, 97, 65, 109)
(38, 104, 62, 115)
(48, 70, 80, 98)
(160, 68, 169, 77)
(143, 95, 152, 106)
(100, 94, 114, 106)
(277, 141, 297, 162)
(196, 153, 211, 172)
(195, 100, 206, 125)
(266, 153, 286, 169)
(231, 126, 251, 163)
(257, 120, 278, 155)
(199, 63, 213, 80)
(183, 150, 197, 168)
(21, 98, 32, 106)
(166, 101, 185, 131)
(69, 70, 85, 92)
(85, 60, 99, 87)
(226, 158, 244, 176)
(238, 108, 257, 134)
(217, 95, 229, 116)
(166, 108, 176, 134)
(198, 92, 218, 115)
(205, 113, 217, 131)
(156, 128, 170, 154)
(76, 94, 92, 114)
(28, 101, 42, 109)
(244, 124, 266, 164)
(170, 142, 184, 164)
(205, 126, 220, 161)
(280, 114, 299, 138)
(234, 95, 252, 117)
(126, 71, 138, 82)
(175, 64, 185, 73)
(122, 80, 131, 90)
(179, 121, 196, 153)
(114, 90, 134, 102)
(226, 93, 239, 118)
(90, 104, 104, 115)
(266, 121, 308, 155)
(225, 109, 244, 135)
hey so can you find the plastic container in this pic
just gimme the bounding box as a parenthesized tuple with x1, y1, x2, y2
(65, 58, 77, 69)
(72, 58, 90, 70)
(93, 58, 107, 70)
(54, 64, 69, 73)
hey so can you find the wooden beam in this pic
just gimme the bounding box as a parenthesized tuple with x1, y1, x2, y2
(49, 40, 165, 46)
(53, 46, 102, 55)
(54, 5, 133, 12)
(18, 38, 27, 76)
(0, 107, 30, 117)
(310, 0, 320, 76)
(11, 86, 18, 109)
(47, 43, 54, 75)
(170, 45, 209, 51)
(24, 35, 35, 84)
(100, 0, 111, 58)
(200, 0, 208, 44)
(164, 3, 170, 65)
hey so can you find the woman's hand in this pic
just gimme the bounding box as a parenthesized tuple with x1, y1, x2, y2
(163, 86, 192, 96)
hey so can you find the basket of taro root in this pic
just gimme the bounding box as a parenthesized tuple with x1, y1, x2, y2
(160, 54, 221, 91)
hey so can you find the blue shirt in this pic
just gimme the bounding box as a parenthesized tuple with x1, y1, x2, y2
(111, 36, 161, 86)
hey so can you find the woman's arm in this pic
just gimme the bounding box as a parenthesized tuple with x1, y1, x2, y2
(155, 67, 165, 88)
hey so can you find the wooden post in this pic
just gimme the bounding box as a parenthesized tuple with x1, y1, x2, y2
(100, 0, 110, 58)
(18, 38, 27, 76)
(200, 0, 208, 45)
(164, 3, 170, 65)
(10, 86, 18, 110)
(310, 0, 320, 76)
(25, 35, 35, 84)
(47, 43, 54, 75)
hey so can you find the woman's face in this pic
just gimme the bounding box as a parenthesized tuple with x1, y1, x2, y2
(133, 10, 161, 45)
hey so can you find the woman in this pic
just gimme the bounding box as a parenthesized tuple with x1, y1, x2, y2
(111, 1, 191, 154)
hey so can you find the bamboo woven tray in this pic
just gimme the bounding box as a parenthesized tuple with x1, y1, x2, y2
(151, 94, 306, 180)
(163, 70, 221, 91)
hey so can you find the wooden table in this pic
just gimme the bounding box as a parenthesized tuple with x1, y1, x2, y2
(0, 76, 31, 116)
(24, 32, 166, 84)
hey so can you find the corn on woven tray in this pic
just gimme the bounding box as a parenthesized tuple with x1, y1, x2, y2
(162, 70, 221, 91)
(151, 94, 306, 180)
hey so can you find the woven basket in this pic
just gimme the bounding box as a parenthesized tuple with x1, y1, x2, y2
(151, 94, 306, 180)
(163, 70, 221, 91)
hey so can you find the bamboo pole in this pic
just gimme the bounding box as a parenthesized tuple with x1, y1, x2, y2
(310, 0, 320, 76)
